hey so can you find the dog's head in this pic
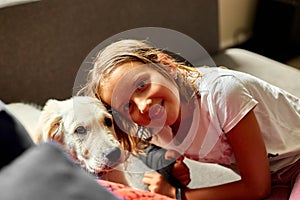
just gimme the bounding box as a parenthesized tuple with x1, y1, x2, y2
(35, 96, 124, 175)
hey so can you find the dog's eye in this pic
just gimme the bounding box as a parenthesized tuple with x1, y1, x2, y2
(104, 117, 113, 127)
(75, 126, 87, 134)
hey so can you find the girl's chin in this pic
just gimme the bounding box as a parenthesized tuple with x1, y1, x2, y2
(145, 122, 165, 129)
(139, 112, 177, 129)
(146, 120, 173, 130)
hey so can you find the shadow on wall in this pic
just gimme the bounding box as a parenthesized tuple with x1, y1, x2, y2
(0, 0, 219, 105)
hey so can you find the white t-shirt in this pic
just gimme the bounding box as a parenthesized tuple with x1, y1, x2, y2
(153, 67, 300, 173)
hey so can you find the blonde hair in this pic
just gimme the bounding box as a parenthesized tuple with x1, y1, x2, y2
(79, 39, 200, 154)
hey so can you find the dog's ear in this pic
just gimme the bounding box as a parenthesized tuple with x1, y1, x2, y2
(35, 99, 64, 143)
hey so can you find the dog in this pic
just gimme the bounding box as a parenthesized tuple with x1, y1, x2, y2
(7, 97, 151, 188)
(34, 96, 130, 184)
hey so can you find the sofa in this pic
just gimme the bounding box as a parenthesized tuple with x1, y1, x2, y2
(1, 0, 299, 199)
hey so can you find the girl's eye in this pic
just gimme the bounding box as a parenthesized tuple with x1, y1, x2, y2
(75, 126, 87, 134)
(137, 80, 148, 91)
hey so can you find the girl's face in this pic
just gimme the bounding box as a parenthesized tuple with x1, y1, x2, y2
(101, 61, 180, 129)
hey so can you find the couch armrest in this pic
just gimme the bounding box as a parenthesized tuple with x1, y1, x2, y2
(212, 48, 300, 97)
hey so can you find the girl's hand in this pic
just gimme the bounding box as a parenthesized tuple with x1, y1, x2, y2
(165, 150, 191, 187)
(143, 171, 177, 198)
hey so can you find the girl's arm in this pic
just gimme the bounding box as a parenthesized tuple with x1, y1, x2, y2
(183, 110, 271, 200)
(139, 144, 189, 188)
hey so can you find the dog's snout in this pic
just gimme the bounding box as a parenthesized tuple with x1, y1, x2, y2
(104, 147, 121, 162)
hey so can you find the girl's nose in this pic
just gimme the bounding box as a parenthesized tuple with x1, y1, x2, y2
(136, 98, 152, 114)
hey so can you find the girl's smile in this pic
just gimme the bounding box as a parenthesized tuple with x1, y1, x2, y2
(149, 102, 164, 120)
(101, 61, 181, 129)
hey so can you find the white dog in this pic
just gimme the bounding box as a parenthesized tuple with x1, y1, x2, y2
(34, 96, 130, 185)
(7, 97, 152, 188)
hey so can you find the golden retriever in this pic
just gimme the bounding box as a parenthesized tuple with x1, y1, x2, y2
(35, 96, 129, 184)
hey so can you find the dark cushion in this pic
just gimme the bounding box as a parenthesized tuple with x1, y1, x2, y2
(0, 108, 34, 169)
(0, 142, 119, 200)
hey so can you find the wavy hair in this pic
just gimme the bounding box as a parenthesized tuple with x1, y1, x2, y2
(79, 39, 201, 154)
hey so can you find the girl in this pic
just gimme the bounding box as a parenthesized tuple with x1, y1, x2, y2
(81, 39, 300, 199)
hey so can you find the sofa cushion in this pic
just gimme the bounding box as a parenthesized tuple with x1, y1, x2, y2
(0, 101, 34, 169)
(0, 142, 119, 200)
(213, 48, 300, 97)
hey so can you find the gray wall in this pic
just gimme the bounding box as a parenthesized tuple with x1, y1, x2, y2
(0, 0, 219, 105)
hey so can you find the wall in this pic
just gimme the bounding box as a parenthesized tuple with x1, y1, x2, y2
(0, 0, 219, 105)
(219, 0, 258, 49)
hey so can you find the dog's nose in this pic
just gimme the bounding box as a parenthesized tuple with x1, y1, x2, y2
(104, 147, 121, 163)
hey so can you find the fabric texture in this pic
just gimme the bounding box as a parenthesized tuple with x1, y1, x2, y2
(192, 67, 299, 172)
(0, 100, 34, 169)
(205, 67, 299, 172)
(265, 159, 300, 200)
(98, 180, 174, 200)
(0, 142, 119, 200)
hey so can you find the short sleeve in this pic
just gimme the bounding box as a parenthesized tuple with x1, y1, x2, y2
(211, 75, 258, 133)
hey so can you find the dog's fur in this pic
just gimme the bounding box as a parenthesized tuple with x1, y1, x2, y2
(7, 97, 150, 187)
(34, 97, 124, 173)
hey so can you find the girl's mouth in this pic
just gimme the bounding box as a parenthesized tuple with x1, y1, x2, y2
(149, 100, 165, 120)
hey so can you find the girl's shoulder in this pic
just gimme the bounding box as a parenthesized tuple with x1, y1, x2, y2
(195, 67, 244, 91)
(195, 66, 264, 91)
(196, 66, 244, 80)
